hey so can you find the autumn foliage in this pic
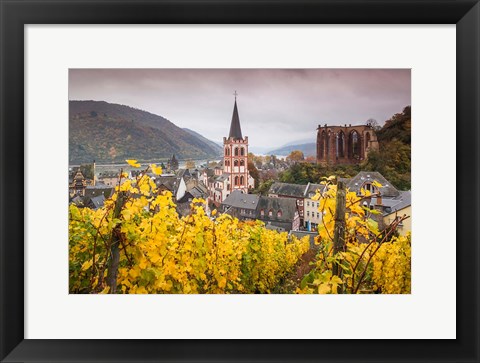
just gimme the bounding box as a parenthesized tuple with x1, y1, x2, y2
(69, 161, 410, 294)
(69, 161, 310, 294)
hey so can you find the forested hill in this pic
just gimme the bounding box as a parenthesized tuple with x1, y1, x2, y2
(376, 105, 411, 145)
(69, 100, 222, 164)
(362, 106, 411, 190)
(182, 128, 222, 155)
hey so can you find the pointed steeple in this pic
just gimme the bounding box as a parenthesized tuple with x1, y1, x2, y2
(228, 93, 243, 140)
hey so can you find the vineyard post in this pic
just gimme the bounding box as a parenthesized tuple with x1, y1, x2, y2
(332, 180, 346, 293)
(106, 191, 126, 293)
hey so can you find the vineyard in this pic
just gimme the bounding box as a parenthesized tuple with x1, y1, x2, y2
(69, 162, 410, 294)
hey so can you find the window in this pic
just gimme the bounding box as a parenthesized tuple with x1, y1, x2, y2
(240, 176, 244, 185)
(234, 148, 239, 156)
(225, 148, 230, 156)
(307, 201, 310, 207)
(317, 202, 319, 208)
(317, 213, 320, 218)
(234, 159, 239, 167)
(277, 210, 282, 217)
(260, 209, 264, 217)
(240, 159, 245, 166)
(234, 176, 239, 185)
(307, 211, 310, 217)
(240, 147, 245, 156)
(268, 209, 273, 217)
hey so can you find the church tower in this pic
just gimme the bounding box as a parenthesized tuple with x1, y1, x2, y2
(223, 92, 251, 194)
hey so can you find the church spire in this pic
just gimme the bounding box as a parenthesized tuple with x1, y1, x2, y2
(228, 91, 243, 140)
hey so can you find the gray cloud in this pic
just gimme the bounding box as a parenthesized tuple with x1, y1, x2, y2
(69, 69, 410, 150)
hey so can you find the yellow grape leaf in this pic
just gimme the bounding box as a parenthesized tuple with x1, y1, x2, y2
(99, 286, 110, 294)
(136, 286, 148, 294)
(372, 180, 383, 188)
(126, 159, 141, 168)
(150, 164, 162, 175)
(211, 209, 217, 216)
(140, 182, 150, 195)
(317, 284, 331, 294)
(81, 260, 93, 271)
(331, 276, 343, 284)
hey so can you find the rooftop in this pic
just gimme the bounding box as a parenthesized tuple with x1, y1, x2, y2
(268, 182, 307, 198)
(222, 190, 260, 210)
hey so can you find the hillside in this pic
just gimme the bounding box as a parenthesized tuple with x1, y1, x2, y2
(376, 106, 411, 144)
(69, 100, 222, 164)
(182, 128, 222, 155)
(362, 105, 411, 190)
(267, 142, 316, 157)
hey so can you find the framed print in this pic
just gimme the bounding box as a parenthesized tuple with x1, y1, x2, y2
(1, 0, 479, 362)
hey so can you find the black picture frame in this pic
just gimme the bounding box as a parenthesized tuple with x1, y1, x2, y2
(1, 1, 479, 362)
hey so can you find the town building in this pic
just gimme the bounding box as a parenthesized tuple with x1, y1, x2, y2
(267, 182, 307, 225)
(221, 190, 260, 220)
(303, 182, 325, 231)
(97, 171, 122, 187)
(256, 196, 300, 232)
(316, 124, 379, 165)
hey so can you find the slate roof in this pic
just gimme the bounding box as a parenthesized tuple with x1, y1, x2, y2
(155, 176, 178, 191)
(305, 183, 326, 198)
(268, 182, 307, 198)
(189, 186, 207, 199)
(215, 173, 230, 182)
(256, 196, 298, 222)
(346, 171, 400, 197)
(221, 190, 259, 210)
(98, 171, 120, 178)
(196, 181, 208, 194)
(383, 191, 411, 215)
(84, 186, 113, 199)
(176, 201, 192, 217)
(176, 169, 190, 179)
(228, 99, 243, 140)
(87, 195, 106, 210)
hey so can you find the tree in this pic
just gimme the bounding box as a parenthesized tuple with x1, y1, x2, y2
(256, 179, 274, 195)
(286, 150, 305, 164)
(247, 160, 260, 189)
(366, 118, 381, 132)
(185, 159, 196, 169)
(362, 140, 411, 190)
(376, 106, 411, 144)
(80, 163, 95, 180)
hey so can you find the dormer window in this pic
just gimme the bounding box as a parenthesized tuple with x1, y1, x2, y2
(277, 210, 282, 218)
(260, 209, 265, 217)
(268, 209, 273, 217)
(362, 182, 378, 194)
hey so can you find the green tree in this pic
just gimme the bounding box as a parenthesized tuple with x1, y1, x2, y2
(247, 160, 260, 189)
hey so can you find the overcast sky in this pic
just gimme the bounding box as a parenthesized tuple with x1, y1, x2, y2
(69, 69, 410, 151)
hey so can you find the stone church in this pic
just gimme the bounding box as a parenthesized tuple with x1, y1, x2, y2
(316, 123, 379, 165)
(203, 95, 255, 206)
